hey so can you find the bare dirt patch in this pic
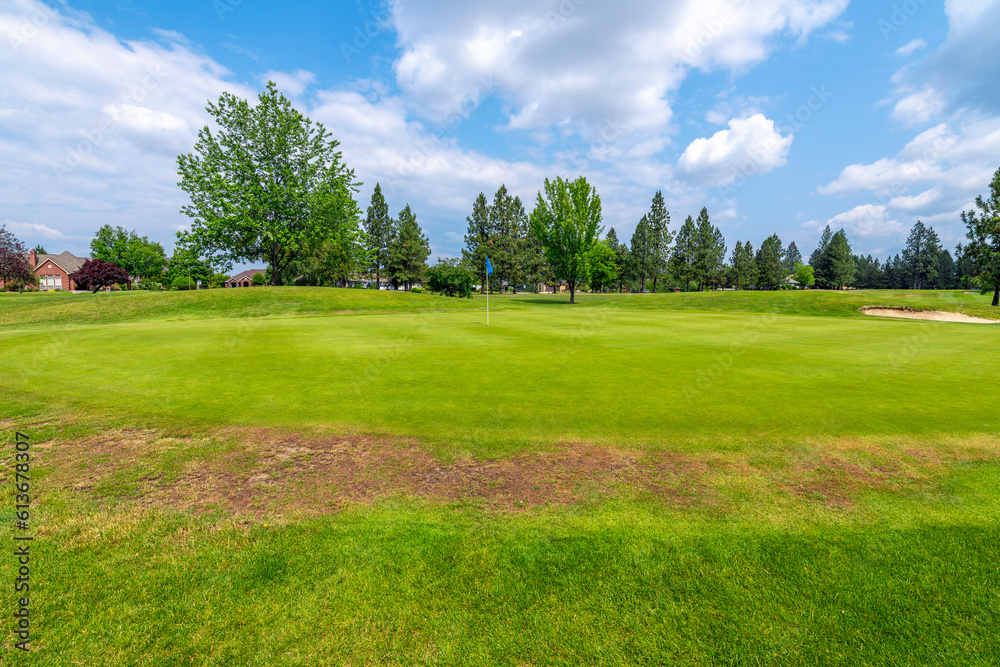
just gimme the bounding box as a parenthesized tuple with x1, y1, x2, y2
(861, 306, 998, 324)
(36, 427, 989, 517)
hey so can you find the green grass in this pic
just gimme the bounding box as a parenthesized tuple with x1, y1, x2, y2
(1, 288, 998, 665)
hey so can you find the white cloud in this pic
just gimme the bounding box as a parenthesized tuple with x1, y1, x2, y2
(261, 69, 316, 98)
(676, 114, 793, 186)
(892, 88, 945, 126)
(895, 38, 926, 56)
(817, 204, 907, 238)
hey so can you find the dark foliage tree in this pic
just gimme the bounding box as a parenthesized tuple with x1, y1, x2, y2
(605, 228, 628, 292)
(629, 214, 655, 292)
(0, 226, 35, 290)
(177, 81, 359, 285)
(961, 167, 1000, 305)
(730, 240, 755, 290)
(72, 258, 130, 293)
(693, 208, 726, 291)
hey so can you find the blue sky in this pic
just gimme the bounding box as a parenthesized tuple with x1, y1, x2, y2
(2, 0, 999, 269)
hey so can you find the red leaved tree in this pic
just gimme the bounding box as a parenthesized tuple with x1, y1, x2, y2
(0, 226, 35, 291)
(72, 259, 130, 293)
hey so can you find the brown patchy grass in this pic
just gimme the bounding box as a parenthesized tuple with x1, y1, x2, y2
(31, 426, 1000, 518)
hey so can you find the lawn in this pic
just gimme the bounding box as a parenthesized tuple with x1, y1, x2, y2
(1, 288, 998, 665)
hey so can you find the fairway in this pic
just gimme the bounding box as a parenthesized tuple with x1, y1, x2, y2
(1, 289, 999, 666)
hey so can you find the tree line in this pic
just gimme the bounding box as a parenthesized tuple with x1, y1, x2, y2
(3, 82, 999, 307)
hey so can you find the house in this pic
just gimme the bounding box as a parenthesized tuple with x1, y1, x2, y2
(0, 249, 90, 291)
(224, 269, 266, 287)
(536, 281, 569, 293)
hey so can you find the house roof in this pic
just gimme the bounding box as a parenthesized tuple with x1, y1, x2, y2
(34, 251, 89, 275)
(228, 269, 265, 282)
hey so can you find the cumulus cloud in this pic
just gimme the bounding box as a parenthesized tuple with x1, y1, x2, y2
(804, 205, 906, 239)
(676, 114, 793, 187)
(895, 38, 926, 56)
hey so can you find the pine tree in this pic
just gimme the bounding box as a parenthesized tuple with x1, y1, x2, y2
(784, 241, 802, 274)
(647, 191, 672, 292)
(387, 205, 430, 291)
(961, 167, 1000, 305)
(820, 229, 855, 289)
(670, 216, 698, 291)
(606, 227, 630, 292)
(937, 249, 956, 289)
(755, 234, 785, 289)
(902, 220, 942, 289)
(630, 215, 654, 292)
(730, 241, 755, 290)
(693, 208, 725, 291)
(462, 193, 492, 293)
(490, 185, 529, 293)
(363, 183, 393, 287)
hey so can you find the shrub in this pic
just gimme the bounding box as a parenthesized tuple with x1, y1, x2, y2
(409, 286, 423, 294)
(251, 272, 266, 286)
(171, 275, 196, 290)
(426, 261, 475, 298)
(136, 281, 163, 291)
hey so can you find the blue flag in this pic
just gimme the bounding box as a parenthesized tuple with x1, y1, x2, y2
(486, 257, 494, 276)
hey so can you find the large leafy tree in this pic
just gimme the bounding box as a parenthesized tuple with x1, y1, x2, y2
(755, 233, 786, 290)
(90, 225, 167, 284)
(177, 81, 358, 285)
(529, 176, 603, 304)
(387, 205, 430, 291)
(0, 226, 35, 290)
(902, 220, 941, 289)
(961, 167, 1000, 306)
(71, 259, 130, 293)
(426, 258, 475, 298)
(165, 248, 215, 286)
(363, 183, 393, 287)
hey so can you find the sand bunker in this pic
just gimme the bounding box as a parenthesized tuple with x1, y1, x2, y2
(861, 307, 999, 324)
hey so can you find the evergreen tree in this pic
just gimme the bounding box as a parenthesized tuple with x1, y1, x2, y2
(629, 214, 655, 292)
(462, 193, 492, 293)
(902, 220, 942, 289)
(491, 185, 530, 293)
(730, 240, 755, 290)
(606, 227, 629, 292)
(820, 229, 855, 289)
(364, 183, 393, 287)
(387, 205, 430, 291)
(670, 216, 698, 291)
(810, 225, 833, 267)
(937, 249, 956, 289)
(960, 167, 1000, 306)
(647, 191, 672, 292)
(693, 208, 726, 291)
(755, 234, 785, 289)
(784, 241, 802, 274)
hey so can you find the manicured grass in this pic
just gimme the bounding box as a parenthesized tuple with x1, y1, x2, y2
(1, 289, 998, 665)
(0, 287, 997, 330)
(1, 305, 997, 454)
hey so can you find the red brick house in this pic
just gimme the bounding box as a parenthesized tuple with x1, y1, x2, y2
(0, 249, 89, 291)
(224, 269, 266, 287)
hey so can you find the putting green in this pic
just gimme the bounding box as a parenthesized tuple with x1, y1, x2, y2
(4, 308, 996, 450)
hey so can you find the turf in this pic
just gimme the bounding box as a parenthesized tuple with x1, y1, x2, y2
(1, 288, 998, 665)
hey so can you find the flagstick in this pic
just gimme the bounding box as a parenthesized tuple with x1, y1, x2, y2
(486, 279, 489, 327)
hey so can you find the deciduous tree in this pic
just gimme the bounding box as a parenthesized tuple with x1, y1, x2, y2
(0, 226, 35, 290)
(177, 81, 358, 285)
(529, 176, 603, 304)
(71, 259, 130, 293)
